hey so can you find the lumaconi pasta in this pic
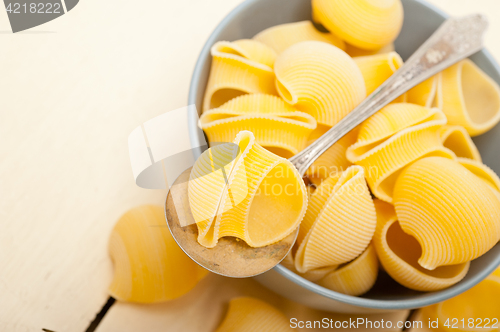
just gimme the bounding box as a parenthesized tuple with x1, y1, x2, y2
(215, 297, 293, 332)
(457, 158, 500, 197)
(347, 103, 454, 203)
(274, 41, 366, 137)
(108, 206, 208, 303)
(317, 243, 379, 296)
(373, 200, 470, 292)
(299, 266, 338, 282)
(437, 59, 500, 136)
(406, 75, 439, 108)
(199, 94, 317, 158)
(253, 20, 345, 54)
(421, 275, 500, 329)
(295, 166, 376, 273)
(306, 129, 358, 186)
(189, 131, 308, 248)
(312, 0, 404, 50)
(439, 125, 481, 161)
(345, 43, 395, 58)
(203, 40, 278, 111)
(353, 52, 404, 96)
(393, 157, 500, 270)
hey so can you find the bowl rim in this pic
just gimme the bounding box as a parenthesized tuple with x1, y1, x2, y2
(187, 0, 500, 310)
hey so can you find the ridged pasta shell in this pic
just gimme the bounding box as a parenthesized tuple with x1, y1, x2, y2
(312, 0, 404, 50)
(347, 103, 454, 203)
(437, 59, 500, 136)
(373, 200, 469, 292)
(440, 125, 481, 161)
(274, 41, 366, 137)
(253, 20, 345, 54)
(189, 131, 308, 248)
(215, 297, 292, 332)
(203, 40, 278, 111)
(299, 266, 338, 283)
(345, 43, 395, 58)
(317, 243, 379, 296)
(421, 276, 500, 329)
(457, 158, 500, 199)
(353, 52, 404, 96)
(199, 94, 317, 158)
(406, 75, 439, 108)
(305, 128, 358, 185)
(108, 205, 208, 303)
(295, 166, 376, 273)
(393, 157, 500, 270)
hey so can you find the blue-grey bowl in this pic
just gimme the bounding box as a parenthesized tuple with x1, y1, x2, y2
(187, 0, 500, 313)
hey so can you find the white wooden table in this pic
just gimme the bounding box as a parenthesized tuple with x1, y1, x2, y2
(1, 1, 499, 331)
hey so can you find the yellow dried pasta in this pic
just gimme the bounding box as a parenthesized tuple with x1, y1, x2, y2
(317, 243, 379, 296)
(437, 59, 500, 136)
(253, 20, 345, 54)
(457, 158, 500, 199)
(312, 0, 404, 50)
(393, 157, 500, 270)
(199, 94, 316, 158)
(354, 52, 404, 96)
(373, 200, 469, 292)
(274, 41, 366, 137)
(305, 128, 358, 186)
(346, 103, 454, 203)
(189, 131, 308, 248)
(440, 125, 481, 161)
(421, 276, 500, 331)
(345, 43, 395, 58)
(108, 205, 208, 303)
(215, 297, 293, 332)
(295, 166, 376, 273)
(203, 40, 278, 111)
(406, 75, 438, 108)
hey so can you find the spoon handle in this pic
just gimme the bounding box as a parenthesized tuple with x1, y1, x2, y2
(289, 14, 488, 176)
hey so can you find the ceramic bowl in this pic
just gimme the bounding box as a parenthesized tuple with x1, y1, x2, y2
(187, 0, 500, 313)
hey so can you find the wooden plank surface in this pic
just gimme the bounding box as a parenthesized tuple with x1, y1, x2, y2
(1, 0, 500, 331)
(0, 0, 243, 330)
(96, 273, 410, 332)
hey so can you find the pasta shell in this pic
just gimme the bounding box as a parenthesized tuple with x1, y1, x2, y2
(421, 276, 500, 330)
(393, 157, 500, 270)
(439, 125, 481, 161)
(312, 0, 404, 50)
(274, 41, 366, 137)
(108, 205, 208, 303)
(299, 266, 338, 283)
(353, 52, 404, 96)
(345, 43, 395, 58)
(373, 200, 469, 292)
(305, 128, 359, 185)
(253, 20, 345, 54)
(203, 40, 278, 111)
(317, 243, 379, 296)
(457, 158, 500, 198)
(189, 131, 308, 248)
(406, 75, 439, 108)
(347, 103, 454, 202)
(199, 94, 316, 158)
(215, 297, 293, 332)
(295, 166, 376, 273)
(437, 59, 500, 136)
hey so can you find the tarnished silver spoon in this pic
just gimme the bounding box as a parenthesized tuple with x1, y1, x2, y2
(166, 14, 488, 278)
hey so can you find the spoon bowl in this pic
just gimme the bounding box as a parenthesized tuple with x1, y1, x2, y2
(165, 167, 298, 278)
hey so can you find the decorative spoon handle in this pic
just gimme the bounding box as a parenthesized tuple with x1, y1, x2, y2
(289, 14, 488, 176)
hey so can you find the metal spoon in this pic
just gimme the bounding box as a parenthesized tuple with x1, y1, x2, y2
(165, 14, 488, 278)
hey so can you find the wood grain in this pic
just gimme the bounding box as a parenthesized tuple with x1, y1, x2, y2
(1, 0, 500, 331)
